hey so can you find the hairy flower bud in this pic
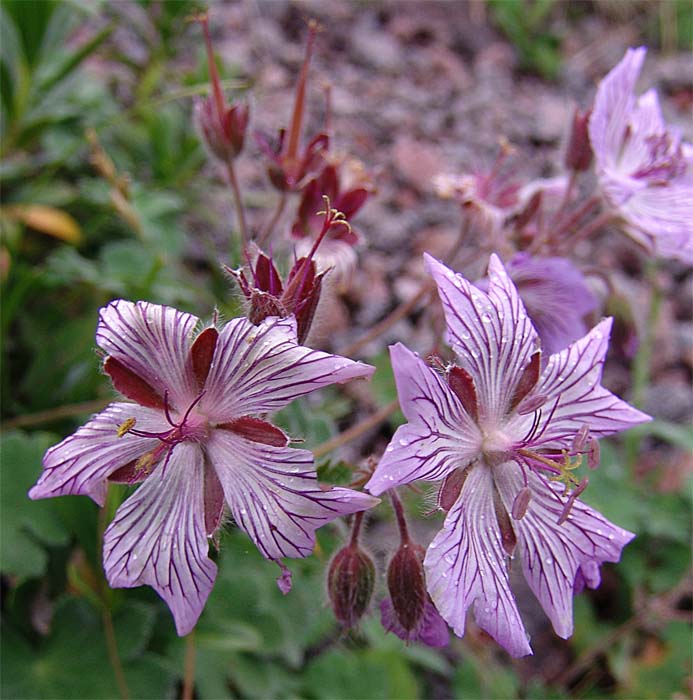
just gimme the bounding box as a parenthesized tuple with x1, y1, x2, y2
(565, 108, 593, 172)
(327, 544, 375, 627)
(386, 542, 427, 633)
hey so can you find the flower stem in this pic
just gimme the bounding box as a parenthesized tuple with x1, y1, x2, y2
(225, 159, 249, 252)
(98, 497, 130, 700)
(389, 490, 410, 543)
(258, 192, 287, 246)
(558, 208, 616, 252)
(1, 398, 110, 430)
(349, 511, 366, 546)
(312, 399, 399, 460)
(182, 630, 196, 700)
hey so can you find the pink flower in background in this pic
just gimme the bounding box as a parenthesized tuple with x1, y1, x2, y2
(367, 255, 649, 656)
(30, 301, 377, 635)
(589, 47, 693, 263)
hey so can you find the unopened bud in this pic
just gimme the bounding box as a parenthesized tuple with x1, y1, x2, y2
(565, 108, 593, 172)
(511, 486, 532, 520)
(587, 437, 600, 469)
(327, 544, 375, 627)
(386, 543, 426, 633)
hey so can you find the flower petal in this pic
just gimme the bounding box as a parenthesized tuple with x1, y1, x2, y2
(103, 443, 217, 636)
(380, 598, 450, 647)
(425, 254, 539, 425)
(494, 462, 634, 638)
(205, 429, 378, 560)
(424, 465, 532, 657)
(589, 47, 646, 171)
(366, 343, 480, 496)
(519, 318, 650, 449)
(200, 316, 374, 420)
(96, 300, 199, 410)
(28, 403, 168, 506)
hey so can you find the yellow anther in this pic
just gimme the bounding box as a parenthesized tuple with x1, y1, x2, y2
(117, 417, 137, 438)
(134, 452, 156, 478)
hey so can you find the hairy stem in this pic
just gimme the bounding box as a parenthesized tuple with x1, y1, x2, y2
(389, 490, 410, 543)
(182, 630, 196, 700)
(258, 192, 287, 246)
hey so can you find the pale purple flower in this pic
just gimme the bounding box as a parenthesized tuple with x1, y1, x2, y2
(589, 47, 693, 263)
(29, 300, 378, 635)
(380, 598, 449, 648)
(505, 253, 598, 355)
(366, 255, 650, 657)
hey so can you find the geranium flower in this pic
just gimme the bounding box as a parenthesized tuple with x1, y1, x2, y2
(29, 301, 377, 635)
(589, 47, 693, 263)
(366, 255, 650, 656)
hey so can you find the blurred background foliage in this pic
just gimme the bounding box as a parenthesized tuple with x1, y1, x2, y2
(1, 1, 691, 699)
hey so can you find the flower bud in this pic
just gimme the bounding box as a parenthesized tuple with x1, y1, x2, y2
(565, 108, 593, 172)
(386, 542, 427, 633)
(327, 544, 375, 627)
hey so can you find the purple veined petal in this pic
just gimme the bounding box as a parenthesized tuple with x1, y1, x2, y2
(619, 185, 693, 265)
(103, 442, 217, 636)
(205, 429, 379, 561)
(505, 254, 598, 356)
(28, 403, 169, 506)
(589, 47, 646, 171)
(424, 254, 539, 425)
(618, 89, 665, 173)
(380, 598, 450, 647)
(517, 318, 651, 449)
(494, 462, 634, 638)
(200, 316, 374, 421)
(96, 300, 200, 411)
(424, 465, 532, 657)
(366, 344, 480, 496)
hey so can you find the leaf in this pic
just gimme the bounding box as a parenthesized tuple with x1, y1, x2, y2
(1, 597, 173, 700)
(3, 204, 81, 243)
(0, 431, 69, 579)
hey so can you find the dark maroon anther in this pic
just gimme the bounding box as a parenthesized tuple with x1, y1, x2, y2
(493, 487, 517, 557)
(509, 351, 541, 413)
(565, 108, 593, 172)
(386, 542, 427, 633)
(218, 416, 289, 447)
(103, 356, 165, 409)
(190, 327, 219, 389)
(203, 465, 225, 537)
(437, 467, 469, 512)
(447, 365, 479, 422)
(558, 477, 589, 525)
(587, 438, 600, 469)
(571, 424, 590, 454)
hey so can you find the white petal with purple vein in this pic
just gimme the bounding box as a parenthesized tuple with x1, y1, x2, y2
(366, 343, 480, 496)
(103, 442, 216, 636)
(425, 254, 538, 424)
(29, 403, 168, 506)
(206, 429, 379, 560)
(424, 465, 532, 657)
(200, 316, 374, 421)
(494, 462, 634, 638)
(96, 300, 199, 411)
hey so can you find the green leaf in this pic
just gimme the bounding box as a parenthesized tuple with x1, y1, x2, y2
(0, 431, 69, 578)
(1, 597, 173, 700)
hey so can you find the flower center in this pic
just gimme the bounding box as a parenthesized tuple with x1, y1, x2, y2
(630, 132, 686, 185)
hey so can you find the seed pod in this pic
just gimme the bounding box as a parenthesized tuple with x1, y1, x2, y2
(386, 542, 427, 634)
(327, 544, 375, 627)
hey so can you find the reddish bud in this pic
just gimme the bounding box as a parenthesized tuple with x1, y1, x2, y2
(565, 108, 593, 172)
(327, 544, 375, 627)
(386, 542, 427, 633)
